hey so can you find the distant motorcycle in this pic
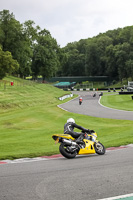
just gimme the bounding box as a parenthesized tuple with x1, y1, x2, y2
(52, 130, 105, 159)
(79, 97, 82, 105)
(79, 99, 82, 105)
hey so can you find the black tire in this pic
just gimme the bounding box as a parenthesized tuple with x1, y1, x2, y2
(59, 143, 77, 159)
(94, 142, 105, 155)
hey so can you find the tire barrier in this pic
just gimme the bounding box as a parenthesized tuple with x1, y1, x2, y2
(58, 94, 73, 100)
(63, 88, 95, 91)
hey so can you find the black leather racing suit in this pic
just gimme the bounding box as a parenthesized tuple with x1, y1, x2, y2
(64, 122, 90, 139)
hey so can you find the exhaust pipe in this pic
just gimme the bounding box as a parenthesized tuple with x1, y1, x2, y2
(62, 139, 77, 146)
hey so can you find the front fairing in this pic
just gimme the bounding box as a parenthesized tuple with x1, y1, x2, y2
(78, 139, 96, 154)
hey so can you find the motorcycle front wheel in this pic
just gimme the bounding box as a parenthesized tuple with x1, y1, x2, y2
(59, 143, 77, 159)
(94, 142, 105, 155)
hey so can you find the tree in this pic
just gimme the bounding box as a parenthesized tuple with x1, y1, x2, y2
(0, 10, 33, 77)
(0, 10, 23, 54)
(105, 44, 118, 78)
(125, 59, 133, 80)
(115, 43, 130, 82)
(32, 29, 60, 79)
(85, 41, 101, 76)
(0, 10, 62, 79)
(0, 47, 19, 79)
(23, 20, 40, 45)
(62, 42, 86, 76)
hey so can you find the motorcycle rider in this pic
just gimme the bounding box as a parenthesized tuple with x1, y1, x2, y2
(64, 118, 91, 144)
(79, 96, 83, 105)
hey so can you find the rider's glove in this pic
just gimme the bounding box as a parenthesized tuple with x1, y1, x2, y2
(86, 129, 91, 134)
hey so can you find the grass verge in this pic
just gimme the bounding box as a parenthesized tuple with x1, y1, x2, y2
(100, 92, 133, 111)
(0, 77, 133, 160)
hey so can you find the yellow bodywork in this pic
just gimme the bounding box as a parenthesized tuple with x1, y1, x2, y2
(78, 139, 96, 154)
(52, 133, 97, 155)
(52, 134, 75, 140)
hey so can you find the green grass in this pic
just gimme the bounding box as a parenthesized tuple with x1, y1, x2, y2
(0, 77, 133, 160)
(100, 93, 133, 111)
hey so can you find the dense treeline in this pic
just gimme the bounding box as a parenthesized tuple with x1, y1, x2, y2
(0, 10, 63, 80)
(61, 27, 133, 82)
(0, 9, 133, 82)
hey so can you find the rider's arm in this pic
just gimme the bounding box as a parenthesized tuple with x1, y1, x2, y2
(73, 123, 90, 133)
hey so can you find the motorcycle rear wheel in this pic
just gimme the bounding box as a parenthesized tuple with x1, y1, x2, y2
(79, 101, 82, 105)
(59, 143, 77, 159)
(94, 142, 105, 155)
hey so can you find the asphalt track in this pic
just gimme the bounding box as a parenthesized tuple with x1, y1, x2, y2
(58, 91, 133, 120)
(0, 146, 133, 200)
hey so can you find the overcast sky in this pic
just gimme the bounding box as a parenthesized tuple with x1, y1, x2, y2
(1, 0, 133, 47)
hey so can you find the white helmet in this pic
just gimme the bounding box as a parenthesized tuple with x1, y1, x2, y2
(67, 118, 75, 123)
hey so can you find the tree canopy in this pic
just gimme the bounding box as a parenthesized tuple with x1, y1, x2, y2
(0, 47, 19, 79)
(0, 9, 133, 82)
(61, 26, 133, 82)
(0, 10, 61, 79)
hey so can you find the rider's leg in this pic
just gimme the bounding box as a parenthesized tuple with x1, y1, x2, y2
(75, 133, 85, 144)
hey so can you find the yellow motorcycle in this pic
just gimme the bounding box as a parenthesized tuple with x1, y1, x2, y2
(52, 130, 105, 159)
